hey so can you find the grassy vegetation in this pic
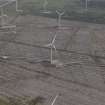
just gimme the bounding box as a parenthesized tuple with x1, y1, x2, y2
(0, 96, 45, 105)
(0, 98, 9, 105)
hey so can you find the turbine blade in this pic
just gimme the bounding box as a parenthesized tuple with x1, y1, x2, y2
(56, 10, 64, 15)
(44, 43, 52, 47)
(61, 12, 65, 15)
(51, 94, 59, 105)
(53, 45, 57, 53)
(52, 34, 57, 44)
(1, 56, 9, 59)
(56, 10, 59, 14)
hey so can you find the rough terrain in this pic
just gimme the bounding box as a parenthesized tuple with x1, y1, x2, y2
(0, 15, 105, 105)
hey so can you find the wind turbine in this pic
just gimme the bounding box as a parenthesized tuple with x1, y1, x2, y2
(15, 0, 23, 12)
(85, 0, 91, 10)
(85, 0, 88, 10)
(0, 7, 8, 26)
(0, 3, 16, 33)
(8, 0, 23, 12)
(45, 34, 57, 64)
(41, 0, 51, 14)
(51, 94, 59, 105)
(56, 10, 64, 28)
(43, 0, 48, 11)
(0, 0, 10, 26)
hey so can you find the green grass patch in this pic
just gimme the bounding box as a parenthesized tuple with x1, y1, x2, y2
(0, 98, 9, 105)
(0, 96, 45, 105)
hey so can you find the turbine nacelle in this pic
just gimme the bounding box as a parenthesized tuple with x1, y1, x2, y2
(56, 10, 65, 16)
(45, 34, 57, 51)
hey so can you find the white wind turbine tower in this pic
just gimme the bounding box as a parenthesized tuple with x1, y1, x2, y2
(0, 1, 16, 33)
(0, 7, 8, 26)
(15, 0, 23, 12)
(43, 0, 48, 11)
(85, 0, 91, 10)
(41, 0, 51, 14)
(45, 34, 57, 64)
(85, 0, 88, 10)
(9, 0, 23, 12)
(56, 10, 64, 28)
(0, 1, 10, 26)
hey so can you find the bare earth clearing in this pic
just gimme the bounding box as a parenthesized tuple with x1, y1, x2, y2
(0, 15, 105, 105)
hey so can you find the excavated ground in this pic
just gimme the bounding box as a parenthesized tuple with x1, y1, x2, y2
(0, 15, 105, 105)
